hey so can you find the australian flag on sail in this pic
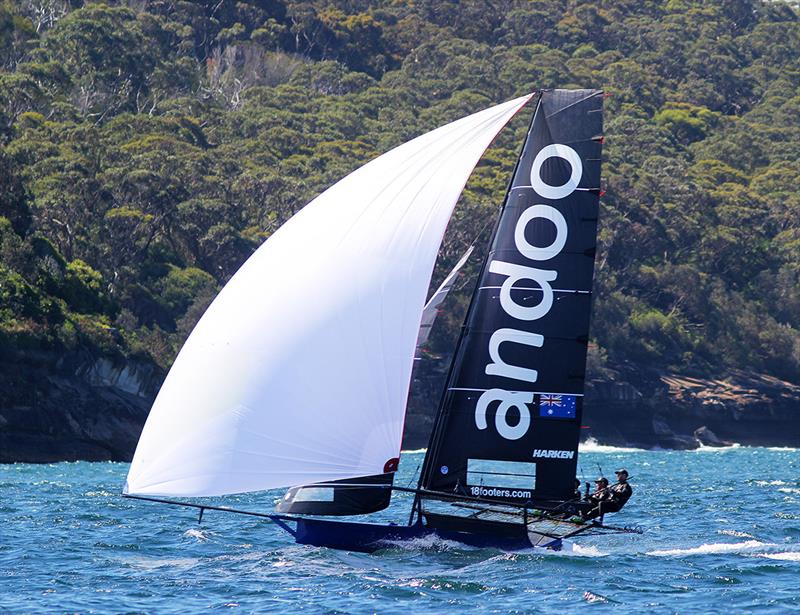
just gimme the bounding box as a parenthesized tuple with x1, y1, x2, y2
(538, 394, 577, 419)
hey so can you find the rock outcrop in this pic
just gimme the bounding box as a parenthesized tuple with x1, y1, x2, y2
(580, 370, 800, 450)
(0, 350, 161, 462)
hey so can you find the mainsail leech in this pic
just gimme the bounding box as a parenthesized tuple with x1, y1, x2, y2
(125, 94, 533, 498)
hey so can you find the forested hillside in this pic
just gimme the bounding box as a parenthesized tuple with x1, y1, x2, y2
(1, 0, 799, 394)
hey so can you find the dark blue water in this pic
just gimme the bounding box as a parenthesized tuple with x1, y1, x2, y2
(2, 445, 799, 613)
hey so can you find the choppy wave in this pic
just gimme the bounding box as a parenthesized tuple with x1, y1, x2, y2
(719, 529, 757, 539)
(583, 590, 611, 603)
(567, 543, 608, 557)
(759, 552, 800, 562)
(4, 449, 800, 613)
(184, 528, 211, 541)
(647, 540, 770, 556)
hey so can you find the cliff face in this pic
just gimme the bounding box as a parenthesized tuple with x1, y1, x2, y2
(0, 350, 161, 463)
(1, 349, 798, 462)
(582, 371, 800, 450)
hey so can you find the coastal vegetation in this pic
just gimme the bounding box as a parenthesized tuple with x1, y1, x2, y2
(1, 0, 799, 388)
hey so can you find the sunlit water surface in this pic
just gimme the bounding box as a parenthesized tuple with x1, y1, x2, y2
(2, 446, 799, 613)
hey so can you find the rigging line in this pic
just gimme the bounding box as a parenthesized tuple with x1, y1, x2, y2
(406, 460, 422, 489)
(122, 494, 299, 525)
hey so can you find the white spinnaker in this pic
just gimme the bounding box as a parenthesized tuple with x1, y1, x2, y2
(124, 94, 532, 497)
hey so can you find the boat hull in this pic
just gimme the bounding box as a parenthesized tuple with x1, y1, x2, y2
(292, 518, 564, 553)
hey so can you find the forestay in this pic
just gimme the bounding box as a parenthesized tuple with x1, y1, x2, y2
(124, 94, 533, 497)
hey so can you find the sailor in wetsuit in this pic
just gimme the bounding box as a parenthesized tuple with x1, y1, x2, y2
(582, 470, 633, 521)
(606, 469, 633, 512)
(573, 479, 583, 501)
(581, 477, 611, 520)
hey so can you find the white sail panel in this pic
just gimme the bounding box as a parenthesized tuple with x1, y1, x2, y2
(124, 94, 532, 497)
(416, 246, 474, 349)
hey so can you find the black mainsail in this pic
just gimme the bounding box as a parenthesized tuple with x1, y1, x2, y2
(419, 89, 604, 508)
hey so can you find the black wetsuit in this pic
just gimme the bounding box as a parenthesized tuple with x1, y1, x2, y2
(604, 482, 633, 513)
(583, 482, 632, 520)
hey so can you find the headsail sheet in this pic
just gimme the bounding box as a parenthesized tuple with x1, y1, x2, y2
(124, 94, 532, 497)
(420, 90, 604, 505)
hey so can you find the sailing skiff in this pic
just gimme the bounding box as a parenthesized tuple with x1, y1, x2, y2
(123, 89, 639, 552)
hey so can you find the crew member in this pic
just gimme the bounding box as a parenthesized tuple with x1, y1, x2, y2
(606, 469, 633, 512)
(573, 479, 582, 501)
(581, 477, 610, 520)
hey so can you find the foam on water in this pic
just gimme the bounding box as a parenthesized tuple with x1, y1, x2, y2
(648, 541, 770, 557)
(759, 552, 800, 562)
(184, 528, 211, 541)
(578, 438, 646, 453)
(124, 556, 200, 571)
(694, 443, 741, 452)
(380, 534, 474, 552)
(564, 543, 608, 558)
(718, 529, 757, 539)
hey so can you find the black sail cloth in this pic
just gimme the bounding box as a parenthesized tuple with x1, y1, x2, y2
(420, 89, 604, 506)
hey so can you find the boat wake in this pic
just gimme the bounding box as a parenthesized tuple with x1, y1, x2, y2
(379, 535, 476, 552)
(563, 543, 608, 557)
(647, 538, 800, 562)
(694, 443, 742, 452)
(376, 535, 607, 556)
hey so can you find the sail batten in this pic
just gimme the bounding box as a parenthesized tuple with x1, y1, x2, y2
(125, 94, 533, 498)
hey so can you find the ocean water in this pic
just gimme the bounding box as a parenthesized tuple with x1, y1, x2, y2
(2, 445, 799, 613)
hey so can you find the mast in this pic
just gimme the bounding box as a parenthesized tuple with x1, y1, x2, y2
(419, 89, 604, 507)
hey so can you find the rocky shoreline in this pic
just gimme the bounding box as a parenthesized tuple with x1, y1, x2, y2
(1, 350, 798, 463)
(579, 371, 800, 450)
(0, 350, 160, 463)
